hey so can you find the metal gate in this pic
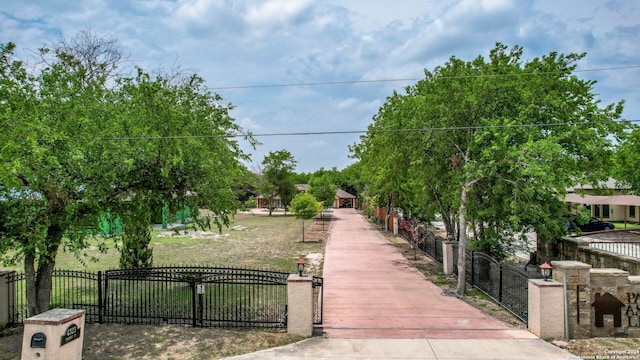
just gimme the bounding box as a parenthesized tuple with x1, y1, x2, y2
(7, 267, 292, 328)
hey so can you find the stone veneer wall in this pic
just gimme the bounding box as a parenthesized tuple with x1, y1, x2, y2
(554, 236, 640, 275)
(552, 260, 640, 339)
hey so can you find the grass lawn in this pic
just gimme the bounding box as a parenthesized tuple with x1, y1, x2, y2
(1, 213, 325, 276)
(0, 212, 327, 360)
(612, 221, 640, 229)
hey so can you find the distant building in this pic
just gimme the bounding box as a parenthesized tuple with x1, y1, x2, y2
(256, 184, 357, 208)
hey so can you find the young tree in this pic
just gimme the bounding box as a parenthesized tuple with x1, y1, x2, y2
(289, 193, 322, 242)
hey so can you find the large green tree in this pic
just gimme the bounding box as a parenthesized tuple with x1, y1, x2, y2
(352, 43, 625, 295)
(260, 150, 297, 216)
(308, 173, 337, 208)
(0, 34, 248, 315)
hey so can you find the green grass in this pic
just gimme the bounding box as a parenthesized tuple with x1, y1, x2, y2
(612, 222, 640, 229)
(1, 213, 325, 275)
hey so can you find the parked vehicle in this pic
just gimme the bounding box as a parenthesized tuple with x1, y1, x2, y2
(567, 216, 615, 232)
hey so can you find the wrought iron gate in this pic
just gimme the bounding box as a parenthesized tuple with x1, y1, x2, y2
(7, 267, 294, 328)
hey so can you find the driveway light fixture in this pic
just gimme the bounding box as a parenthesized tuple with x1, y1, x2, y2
(297, 258, 306, 277)
(540, 262, 552, 281)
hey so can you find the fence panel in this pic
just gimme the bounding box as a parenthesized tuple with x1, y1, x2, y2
(6, 266, 296, 329)
(103, 267, 289, 328)
(7, 272, 25, 326)
(104, 268, 194, 326)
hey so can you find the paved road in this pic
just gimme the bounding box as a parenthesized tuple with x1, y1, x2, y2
(226, 208, 573, 359)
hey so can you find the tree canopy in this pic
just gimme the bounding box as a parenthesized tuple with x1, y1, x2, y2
(351, 43, 625, 295)
(289, 192, 322, 242)
(260, 150, 297, 215)
(0, 33, 248, 314)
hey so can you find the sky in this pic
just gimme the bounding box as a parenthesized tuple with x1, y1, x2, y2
(2, 0, 640, 173)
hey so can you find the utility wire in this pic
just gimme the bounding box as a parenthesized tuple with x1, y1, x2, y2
(209, 65, 640, 90)
(98, 119, 640, 141)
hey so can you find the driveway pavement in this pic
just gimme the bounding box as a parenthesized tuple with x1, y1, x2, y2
(226, 208, 573, 359)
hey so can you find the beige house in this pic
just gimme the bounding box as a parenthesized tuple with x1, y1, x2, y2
(565, 179, 640, 223)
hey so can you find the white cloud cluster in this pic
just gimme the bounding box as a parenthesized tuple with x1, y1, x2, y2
(1, 0, 638, 172)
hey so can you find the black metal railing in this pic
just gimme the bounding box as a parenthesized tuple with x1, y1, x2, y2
(5, 266, 324, 329)
(451, 247, 541, 322)
(398, 225, 539, 322)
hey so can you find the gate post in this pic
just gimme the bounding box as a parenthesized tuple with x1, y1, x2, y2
(442, 241, 456, 275)
(528, 278, 564, 339)
(551, 261, 592, 339)
(287, 274, 313, 336)
(0, 271, 15, 327)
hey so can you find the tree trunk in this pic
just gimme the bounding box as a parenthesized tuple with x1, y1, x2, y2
(24, 251, 38, 317)
(24, 225, 62, 316)
(456, 184, 469, 296)
(35, 259, 56, 314)
(301, 219, 305, 242)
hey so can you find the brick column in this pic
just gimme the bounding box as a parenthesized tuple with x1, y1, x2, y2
(287, 274, 313, 337)
(528, 279, 565, 339)
(552, 260, 592, 339)
(442, 241, 457, 275)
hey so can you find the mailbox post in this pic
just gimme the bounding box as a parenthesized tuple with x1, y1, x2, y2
(21, 308, 86, 360)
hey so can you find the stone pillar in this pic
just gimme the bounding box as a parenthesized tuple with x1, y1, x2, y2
(287, 274, 313, 337)
(0, 271, 15, 327)
(552, 260, 592, 339)
(528, 279, 565, 339)
(21, 308, 86, 360)
(393, 217, 398, 236)
(442, 241, 457, 275)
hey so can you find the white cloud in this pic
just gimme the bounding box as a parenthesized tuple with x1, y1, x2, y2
(244, 0, 312, 26)
(2, 0, 638, 172)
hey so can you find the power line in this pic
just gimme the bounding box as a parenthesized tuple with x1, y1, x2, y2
(97, 119, 640, 141)
(209, 65, 640, 90)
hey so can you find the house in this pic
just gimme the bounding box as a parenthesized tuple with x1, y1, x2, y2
(255, 184, 357, 209)
(256, 195, 282, 209)
(335, 189, 357, 208)
(565, 178, 640, 223)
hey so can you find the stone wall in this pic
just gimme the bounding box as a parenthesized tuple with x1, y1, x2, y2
(552, 261, 640, 338)
(553, 236, 640, 275)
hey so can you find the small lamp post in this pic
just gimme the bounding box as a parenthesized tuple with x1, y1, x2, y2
(297, 258, 306, 277)
(540, 261, 552, 281)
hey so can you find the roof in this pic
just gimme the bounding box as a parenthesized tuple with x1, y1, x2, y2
(567, 178, 629, 192)
(295, 184, 355, 199)
(565, 193, 640, 206)
(336, 189, 356, 199)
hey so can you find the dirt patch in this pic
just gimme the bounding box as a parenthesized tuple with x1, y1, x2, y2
(0, 324, 303, 360)
(305, 252, 324, 275)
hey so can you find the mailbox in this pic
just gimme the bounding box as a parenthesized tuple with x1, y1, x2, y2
(21, 309, 85, 360)
(30, 332, 46, 348)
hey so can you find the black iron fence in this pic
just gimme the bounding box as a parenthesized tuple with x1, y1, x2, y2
(398, 225, 540, 322)
(7, 266, 323, 328)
